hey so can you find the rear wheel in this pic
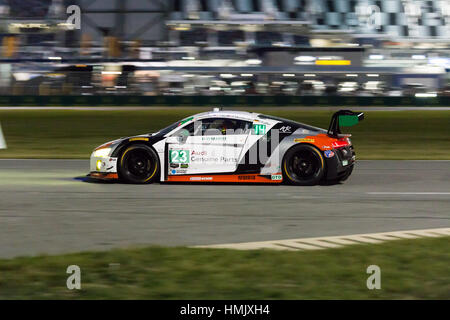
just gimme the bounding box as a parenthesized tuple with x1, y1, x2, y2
(282, 144, 325, 186)
(118, 144, 159, 184)
(338, 165, 353, 182)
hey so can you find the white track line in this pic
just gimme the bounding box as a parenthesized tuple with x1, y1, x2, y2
(194, 228, 450, 251)
(367, 192, 450, 195)
(0, 123, 6, 149)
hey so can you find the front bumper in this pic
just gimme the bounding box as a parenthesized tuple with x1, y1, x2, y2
(88, 172, 119, 180)
(89, 155, 118, 179)
(90, 155, 118, 172)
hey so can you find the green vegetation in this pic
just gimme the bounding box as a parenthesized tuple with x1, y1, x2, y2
(0, 237, 448, 299)
(0, 108, 449, 159)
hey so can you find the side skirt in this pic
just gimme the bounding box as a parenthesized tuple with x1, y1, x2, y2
(166, 173, 282, 183)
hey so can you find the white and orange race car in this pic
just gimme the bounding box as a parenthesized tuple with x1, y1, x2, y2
(89, 109, 363, 185)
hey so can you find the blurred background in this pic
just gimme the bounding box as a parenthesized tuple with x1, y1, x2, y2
(0, 0, 449, 99)
(0, 1, 449, 300)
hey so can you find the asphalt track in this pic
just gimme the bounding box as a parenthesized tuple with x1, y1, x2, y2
(0, 159, 449, 258)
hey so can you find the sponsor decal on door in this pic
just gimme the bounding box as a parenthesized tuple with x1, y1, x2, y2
(169, 150, 190, 164)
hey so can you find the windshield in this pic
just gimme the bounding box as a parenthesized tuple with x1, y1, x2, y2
(153, 116, 194, 137)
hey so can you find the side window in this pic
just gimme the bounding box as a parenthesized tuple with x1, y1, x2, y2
(231, 119, 253, 135)
(172, 118, 252, 137)
(201, 118, 252, 136)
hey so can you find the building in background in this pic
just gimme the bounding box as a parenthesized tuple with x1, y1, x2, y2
(0, 0, 448, 97)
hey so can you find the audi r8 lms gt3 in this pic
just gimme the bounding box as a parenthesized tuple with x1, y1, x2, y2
(89, 109, 364, 186)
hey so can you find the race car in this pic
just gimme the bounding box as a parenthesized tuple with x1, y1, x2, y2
(89, 109, 363, 185)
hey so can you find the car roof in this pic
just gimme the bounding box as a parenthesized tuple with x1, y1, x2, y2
(193, 110, 261, 122)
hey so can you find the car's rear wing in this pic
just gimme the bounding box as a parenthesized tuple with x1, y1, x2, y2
(327, 110, 364, 137)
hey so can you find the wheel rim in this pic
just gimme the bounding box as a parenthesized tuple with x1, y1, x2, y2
(288, 149, 321, 181)
(124, 149, 153, 180)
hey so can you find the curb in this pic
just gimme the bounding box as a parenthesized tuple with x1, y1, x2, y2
(194, 228, 450, 251)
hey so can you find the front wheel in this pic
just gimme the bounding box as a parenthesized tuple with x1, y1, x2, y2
(282, 144, 325, 186)
(118, 144, 159, 184)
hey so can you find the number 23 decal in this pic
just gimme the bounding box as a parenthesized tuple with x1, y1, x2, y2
(169, 150, 189, 164)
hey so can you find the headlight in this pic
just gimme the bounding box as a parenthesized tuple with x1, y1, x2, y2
(96, 160, 103, 171)
(93, 147, 111, 158)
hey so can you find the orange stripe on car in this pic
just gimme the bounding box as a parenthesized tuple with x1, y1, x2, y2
(167, 174, 281, 183)
(298, 133, 349, 151)
(90, 172, 118, 180)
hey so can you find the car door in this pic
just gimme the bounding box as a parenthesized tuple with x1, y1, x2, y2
(167, 117, 252, 175)
(236, 117, 281, 173)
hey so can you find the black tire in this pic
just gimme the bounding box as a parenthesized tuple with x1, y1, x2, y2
(282, 144, 325, 186)
(118, 144, 159, 184)
(338, 165, 353, 182)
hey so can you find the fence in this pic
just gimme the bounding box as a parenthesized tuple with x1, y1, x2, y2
(0, 95, 448, 107)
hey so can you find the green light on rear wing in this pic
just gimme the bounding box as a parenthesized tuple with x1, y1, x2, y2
(328, 110, 364, 136)
(339, 114, 364, 127)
